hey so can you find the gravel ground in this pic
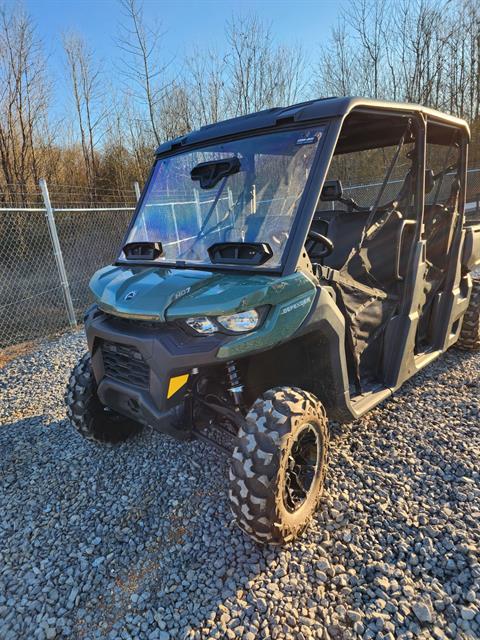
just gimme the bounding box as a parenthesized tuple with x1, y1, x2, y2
(0, 331, 479, 640)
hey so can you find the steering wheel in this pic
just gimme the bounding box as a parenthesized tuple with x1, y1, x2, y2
(306, 230, 334, 258)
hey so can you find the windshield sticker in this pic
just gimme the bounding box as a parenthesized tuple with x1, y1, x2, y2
(296, 135, 318, 146)
(280, 296, 312, 315)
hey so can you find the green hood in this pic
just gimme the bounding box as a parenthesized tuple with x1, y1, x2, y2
(90, 264, 317, 358)
(90, 266, 223, 321)
(90, 265, 315, 323)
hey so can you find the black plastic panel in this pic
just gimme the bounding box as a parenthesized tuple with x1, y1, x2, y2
(101, 340, 150, 389)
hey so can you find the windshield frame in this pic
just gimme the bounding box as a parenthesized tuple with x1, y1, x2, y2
(116, 120, 335, 275)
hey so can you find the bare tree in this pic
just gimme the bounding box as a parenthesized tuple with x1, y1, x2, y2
(158, 81, 192, 140)
(315, 0, 480, 125)
(1, 0, 480, 205)
(271, 42, 309, 105)
(0, 5, 51, 201)
(107, 89, 154, 181)
(225, 14, 308, 116)
(63, 33, 105, 189)
(391, 0, 450, 108)
(186, 47, 229, 127)
(345, 0, 389, 98)
(445, 0, 480, 121)
(116, 0, 170, 146)
(315, 19, 360, 96)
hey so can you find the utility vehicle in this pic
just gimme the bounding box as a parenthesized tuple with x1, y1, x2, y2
(66, 97, 480, 544)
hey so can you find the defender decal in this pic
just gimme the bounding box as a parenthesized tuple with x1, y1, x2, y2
(280, 296, 313, 315)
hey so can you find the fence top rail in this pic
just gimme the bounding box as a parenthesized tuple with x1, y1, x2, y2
(53, 207, 136, 212)
(0, 199, 479, 214)
(0, 206, 136, 213)
(0, 207, 46, 212)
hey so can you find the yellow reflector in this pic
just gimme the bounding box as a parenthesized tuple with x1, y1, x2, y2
(167, 374, 189, 399)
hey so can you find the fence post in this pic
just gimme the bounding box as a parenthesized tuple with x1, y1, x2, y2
(170, 203, 181, 250)
(39, 178, 77, 330)
(133, 181, 141, 202)
(194, 188, 202, 229)
(250, 184, 257, 214)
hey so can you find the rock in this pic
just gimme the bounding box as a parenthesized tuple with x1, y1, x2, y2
(460, 607, 475, 621)
(375, 576, 390, 591)
(347, 610, 362, 623)
(412, 601, 433, 624)
(1, 325, 478, 640)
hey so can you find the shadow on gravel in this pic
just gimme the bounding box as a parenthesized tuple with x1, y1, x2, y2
(0, 415, 298, 638)
(0, 344, 478, 640)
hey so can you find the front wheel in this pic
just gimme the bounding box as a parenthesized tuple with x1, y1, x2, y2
(65, 353, 144, 443)
(229, 387, 329, 544)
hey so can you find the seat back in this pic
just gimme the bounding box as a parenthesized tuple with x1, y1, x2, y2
(311, 210, 367, 269)
(423, 204, 453, 269)
(312, 208, 405, 286)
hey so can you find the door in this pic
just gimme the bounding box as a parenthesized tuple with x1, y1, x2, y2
(311, 110, 421, 392)
(415, 122, 464, 352)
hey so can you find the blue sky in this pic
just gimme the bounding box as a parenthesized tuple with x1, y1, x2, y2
(23, 0, 345, 111)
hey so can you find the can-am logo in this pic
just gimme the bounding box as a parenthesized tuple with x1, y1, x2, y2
(124, 290, 138, 301)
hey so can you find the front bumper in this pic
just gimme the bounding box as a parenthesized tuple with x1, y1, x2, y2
(85, 307, 231, 436)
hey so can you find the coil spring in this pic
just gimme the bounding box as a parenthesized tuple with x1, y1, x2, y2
(226, 360, 244, 406)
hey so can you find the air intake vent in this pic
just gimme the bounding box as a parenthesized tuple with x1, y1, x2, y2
(123, 242, 163, 260)
(208, 241, 273, 265)
(101, 341, 149, 388)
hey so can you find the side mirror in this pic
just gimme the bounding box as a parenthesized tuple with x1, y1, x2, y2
(321, 180, 343, 202)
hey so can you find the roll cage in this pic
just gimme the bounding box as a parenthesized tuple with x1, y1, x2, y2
(117, 97, 469, 280)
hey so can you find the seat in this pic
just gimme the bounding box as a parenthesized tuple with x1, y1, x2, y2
(311, 208, 405, 287)
(311, 210, 367, 269)
(423, 204, 453, 269)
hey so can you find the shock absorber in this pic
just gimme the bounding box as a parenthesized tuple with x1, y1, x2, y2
(226, 360, 244, 406)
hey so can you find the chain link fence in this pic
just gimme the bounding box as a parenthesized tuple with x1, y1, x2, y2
(1, 170, 479, 350)
(0, 182, 137, 349)
(53, 206, 135, 322)
(0, 207, 67, 347)
(336, 167, 480, 211)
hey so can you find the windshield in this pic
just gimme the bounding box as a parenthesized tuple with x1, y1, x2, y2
(122, 127, 324, 268)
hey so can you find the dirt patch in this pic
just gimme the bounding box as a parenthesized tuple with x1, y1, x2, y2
(0, 340, 40, 369)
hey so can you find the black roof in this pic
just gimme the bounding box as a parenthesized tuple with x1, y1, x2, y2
(156, 96, 470, 155)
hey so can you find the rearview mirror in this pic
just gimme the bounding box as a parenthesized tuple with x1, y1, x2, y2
(191, 157, 241, 189)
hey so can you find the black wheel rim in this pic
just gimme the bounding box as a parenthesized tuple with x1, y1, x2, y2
(283, 423, 320, 513)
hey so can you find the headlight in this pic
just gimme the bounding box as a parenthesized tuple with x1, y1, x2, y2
(217, 309, 259, 333)
(185, 316, 218, 334)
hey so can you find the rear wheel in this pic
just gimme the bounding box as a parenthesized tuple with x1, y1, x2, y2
(65, 353, 143, 443)
(457, 277, 480, 351)
(229, 387, 329, 544)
